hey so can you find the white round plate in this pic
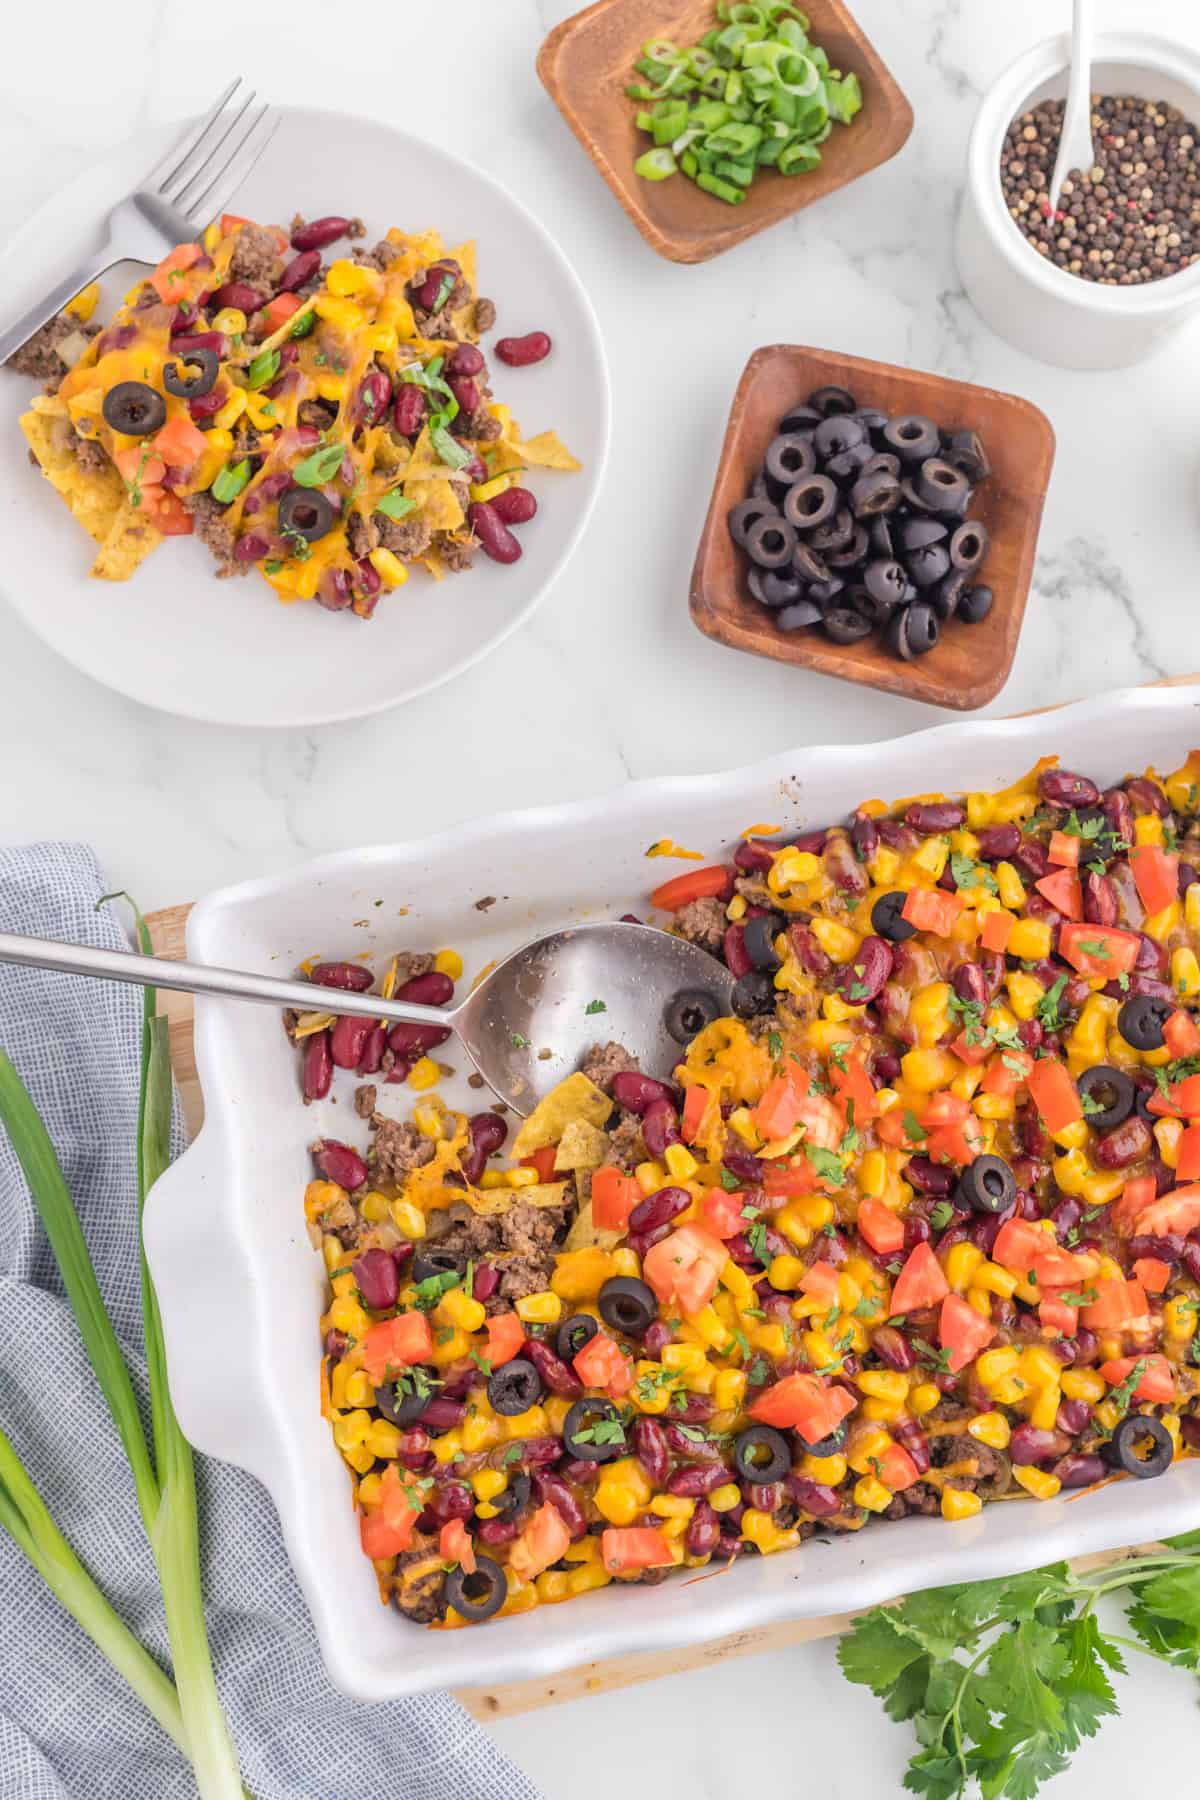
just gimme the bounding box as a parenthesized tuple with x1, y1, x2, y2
(0, 107, 609, 727)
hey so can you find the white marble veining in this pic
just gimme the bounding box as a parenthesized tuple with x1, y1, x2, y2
(3, 0, 1200, 1791)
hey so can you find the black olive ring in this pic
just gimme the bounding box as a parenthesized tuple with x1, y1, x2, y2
(1105, 1414, 1174, 1480)
(162, 348, 219, 400)
(664, 988, 723, 1045)
(1076, 1065, 1136, 1131)
(445, 1554, 507, 1623)
(733, 1425, 792, 1485)
(955, 1153, 1016, 1215)
(487, 1357, 544, 1417)
(562, 1397, 626, 1462)
(556, 1313, 599, 1362)
(101, 379, 167, 436)
(278, 486, 338, 543)
(597, 1275, 658, 1338)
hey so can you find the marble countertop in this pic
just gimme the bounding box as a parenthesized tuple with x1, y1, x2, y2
(3, 0, 1200, 1793)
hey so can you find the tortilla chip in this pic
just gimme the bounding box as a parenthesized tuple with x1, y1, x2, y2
(516, 431, 582, 472)
(466, 1180, 568, 1216)
(410, 476, 464, 533)
(511, 1073, 613, 1159)
(403, 425, 441, 482)
(89, 501, 164, 580)
(554, 1119, 611, 1173)
(564, 1197, 623, 1253)
(418, 549, 445, 581)
(20, 409, 125, 546)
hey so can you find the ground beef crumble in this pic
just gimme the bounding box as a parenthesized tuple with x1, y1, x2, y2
(183, 492, 247, 576)
(578, 1041, 640, 1095)
(6, 311, 99, 387)
(430, 1201, 566, 1303)
(354, 1084, 377, 1119)
(607, 1114, 646, 1173)
(228, 223, 284, 297)
(71, 436, 110, 477)
(675, 896, 728, 954)
(377, 514, 433, 559)
(370, 1118, 435, 1183)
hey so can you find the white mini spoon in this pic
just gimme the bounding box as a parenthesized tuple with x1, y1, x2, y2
(1048, 0, 1096, 215)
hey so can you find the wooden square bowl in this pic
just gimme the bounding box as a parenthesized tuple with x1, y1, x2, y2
(537, 0, 913, 264)
(689, 345, 1056, 710)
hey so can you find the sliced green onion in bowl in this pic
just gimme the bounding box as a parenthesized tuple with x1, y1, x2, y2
(635, 146, 678, 182)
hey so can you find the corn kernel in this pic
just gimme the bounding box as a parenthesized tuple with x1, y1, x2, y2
(1005, 969, 1044, 1020)
(332, 1408, 372, 1451)
(1134, 811, 1165, 847)
(389, 1198, 426, 1240)
(911, 982, 953, 1046)
(857, 1370, 910, 1404)
(436, 1285, 486, 1333)
(1164, 1297, 1198, 1342)
(345, 1370, 374, 1407)
(709, 1482, 742, 1512)
(1019, 1345, 1062, 1389)
(946, 1242, 985, 1292)
(367, 546, 409, 591)
(611, 1247, 641, 1279)
(861, 1397, 907, 1423)
(719, 1259, 754, 1304)
(847, 1425, 892, 1473)
(357, 1471, 384, 1508)
(1186, 883, 1200, 932)
(941, 1487, 983, 1521)
(809, 916, 861, 963)
(995, 862, 1027, 909)
(662, 1342, 707, 1372)
(909, 1382, 941, 1416)
(713, 1367, 746, 1413)
(343, 1443, 375, 1475)
(1012, 1465, 1062, 1501)
(854, 1476, 892, 1513)
(967, 1411, 1011, 1449)
(900, 1047, 961, 1091)
(1029, 1385, 1062, 1431)
(1171, 946, 1200, 998)
(433, 948, 463, 980)
(406, 1055, 441, 1092)
(649, 1494, 694, 1520)
(766, 1252, 806, 1292)
(366, 1419, 402, 1459)
(801, 1452, 848, 1486)
(515, 1291, 561, 1325)
(1008, 918, 1053, 961)
(636, 1160, 666, 1194)
(664, 1143, 699, 1180)
(976, 1347, 1019, 1389)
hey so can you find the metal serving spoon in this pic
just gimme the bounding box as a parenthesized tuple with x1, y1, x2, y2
(1048, 0, 1095, 215)
(0, 922, 734, 1115)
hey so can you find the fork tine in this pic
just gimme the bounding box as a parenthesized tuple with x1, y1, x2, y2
(168, 87, 257, 210)
(151, 77, 243, 196)
(185, 107, 279, 228)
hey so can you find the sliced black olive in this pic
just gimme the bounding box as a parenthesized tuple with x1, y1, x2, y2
(1105, 1413, 1173, 1479)
(748, 566, 802, 609)
(376, 1364, 440, 1427)
(557, 1313, 599, 1362)
(882, 414, 940, 462)
(733, 1425, 792, 1484)
(809, 506, 854, 553)
(796, 1420, 848, 1457)
(887, 599, 940, 660)
(750, 469, 770, 501)
(411, 1249, 464, 1285)
(900, 476, 934, 513)
(933, 569, 970, 621)
(731, 970, 775, 1016)
(955, 1153, 1016, 1214)
(102, 380, 167, 436)
(949, 519, 990, 573)
(871, 891, 917, 942)
(915, 457, 972, 515)
(728, 496, 773, 549)
(905, 541, 952, 589)
(783, 474, 838, 531)
(487, 1357, 544, 1416)
(776, 599, 823, 631)
(869, 514, 897, 559)
(825, 444, 875, 487)
(445, 1554, 506, 1622)
(864, 558, 910, 608)
(959, 583, 994, 624)
(853, 406, 889, 435)
(162, 347, 219, 400)
(563, 1397, 626, 1461)
(849, 468, 901, 518)
(665, 988, 722, 1044)
(743, 914, 783, 971)
(825, 523, 870, 570)
(792, 541, 830, 584)
(598, 1275, 658, 1338)
(813, 413, 866, 458)
(898, 515, 948, 551)
(778, 404, 822, 435)
(944, 428, 992, 483)
(764, 432, 817, 486)
(823, 607, 873, 645)
(487, 1474, 532, 1526)
(862, 450, 902, 478)
(1076, 1065, 1135, 1130)
(278, 486, 337, 543)
(807, 384, 856, 417)
(848, 584, 893, 628)
(806, 576, 846, 609)
(1119, 994, 1172, 1051)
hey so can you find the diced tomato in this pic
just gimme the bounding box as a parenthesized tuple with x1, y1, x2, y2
(925, 1114, 985, 1167)
(520, 1145, 559, 1183)
(263, 291, 303, 333)
(220, 213, 250, 235)
(878, 1442, 921, 1493)
(439, 1519, 476, 1575)
(1034, 868, 1083, 920)
(1098, 1353, 1175, 1404)
(153, 414, 209, 467)
(591, 1164, 639, 1231)
(1130, 844, 1180, 917)
(1081, 1278, 1149, 1330)
(798, 1260, 841, 1303)
(793, 1093, 844, 1152)
(829, 1052, 879, 1120)
(1130, 1182, 1200, 1238)
(749, 1372, 857, 1441)
(890, 1242, 949, 1314)
(361, 1311, 433, 1384)
(876, 1109, 921, 1149)
(901, 886, 965, 937)
(150, 241, 202, 302)
(152, 491, 194, 535)
(1110, 1173, 1158, 1236)
(360, 1509, 413, 1560)
(753, 1073, 807, 1142)
(1176, 1125, 1200, 1183)
(643, 1224, 728, 1317)
(1175, 1076, 1200, 1118)
(601, 1527, 674, 1573)
(993, 1217, 1051, 1278)
(1057, 923, 1141, 978)
(1031, 1245, 1099, 1289)
(1133, 1256, 1172, 1295)
(114, 447, 166, 488)
(920, 1092, 970, 1127)
(938, 1292, 996, 1372)
(702, 1187, 749, 1239)
(649, 865, 730, 911)
(573, 1332, 634, 1397)
(981, 1048, 1033, 1097)
(510, 1504, 572, 1582)
(857, 1197, 905, 1255)
(362, 1461, 422, 1556)
(1047, 830, 1080, 868)
(762, 1158, 820, 1199)
(1039, 1296, 1080, 1336)
(980, 910, 1015, 953)
(681, 1084, 711, 1144)
(484, 1311, 527, 1367)
(951, 1028, 994, 1067)
(1166, 1009, 1200, 1059)
(1026, 1058, 1082, 1133)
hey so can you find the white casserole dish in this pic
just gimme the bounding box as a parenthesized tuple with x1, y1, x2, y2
(143, 683, 1200, 1701)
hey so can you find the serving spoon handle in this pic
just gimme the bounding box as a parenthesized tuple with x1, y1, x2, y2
(1049, 0, 1095, 213)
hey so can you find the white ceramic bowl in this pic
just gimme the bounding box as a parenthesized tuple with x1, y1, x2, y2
(956, 32, 1200, 369)
(144, 683, 1200, 1701)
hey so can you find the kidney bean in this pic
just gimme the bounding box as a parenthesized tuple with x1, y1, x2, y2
(421, 1478, 474, 1527)
(870, 1326, 917, 1372)
(392, 383, 427, 438)
(278, 248, 321, 292)
(291, 214, 353, 250)
(311, 1139, 367, 1189)
(642, 1101, 682, 1161)
(1079, 870, 1119, 927)
(532, 1471, 588, 1539)
(632, 1417, 670, 1487)
(845, 809, 877, 863)
(1179, 860, 1199, 895)
(1092, 1114, 1152, 1170)
(934, 1221, 973, 1259)
(634, 1324, 669, 1366)
(1136, 934, 1169, 977)
(476, 1515, 520, 1546)
(785, 1475, 840, 1517)
(970, 1206, 1015, 1256)
(469, 499, 522, 565)
(463, 1264, 497, 1307)
(950, 962, 988, 1010)
(329, 1015, 372, 1070)
(352, 1025, 383, 1076)
(412, 259, 459, 311)
(1046, 1195, 1082, 1240)
(421, 1396, 468, 1433)
(1013, 838, 1050, 882)
(684, 1499, 721, 1557)
(519, 1437, 564, 1468)
(611, 1071, 676, 1116)
(496, 331, 552, 366)
(386, 1018, 449, 1059)
(744, 1480, 785, 1513)
(1039, 769, 1100, 808)
(1010, 1424, 1072, 1466)
(556, 1458, 598, 1486)
(665, 1420, 725, 1460)
(1051, 1452, 1108, 1491)
(97, 323, 138, 354)
(734, 837, 775, 873)
(490, 487, 537, 526)
(627, 1227, 668, 1261)
(906, 801, 965, 834)
(823, 833, 868, 897)
(302, 1030, 332, 1101)
(211, 280, 263, 313)
(666, 1392, 715, 1424)
(904, 1212, 933, 1251)
(1066, 1328, 1097, 1367)
(242, 470, 291, 516)
(438, 346, 482, 384)
(1099, 783, 1134, 840)
(1125, 775, 1169, 817)
(721, 1147, 763, 1188)
(170, 331, 227, 358)
(515, 1339, 578, 1402)
(457, 1111, 507, 1185)
(786, 922, 832, 977)
(1183, 1241, 1200, 1285)
(448, 375, 481, 417)
(872, 1051, 902, 1087)
(187, 387, 228, 423)
(1017, 1020, 1044, 1056)
(1056, 1398, 1092, 1437)
(666, 1463, 732, 1496)
(228, 528, 271, 564)
(385, 1056, 414, 1085)
(906, 1156, 954, 1196)
(1128, 1232, 1186, 1265)
(353, 369, 391, 427)
(834, 935, 893, 1006)
(393, 1428, 432, 1471)
(629, 1185, 690, 1235)
(722, 923, 752, 979)
(975, 823, 1021, 861)
(1182, 1417, 1200, 1452)
(891, 1418, 930, 1475)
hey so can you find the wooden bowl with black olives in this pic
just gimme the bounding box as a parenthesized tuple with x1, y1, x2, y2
(689, 344, 1056, 710)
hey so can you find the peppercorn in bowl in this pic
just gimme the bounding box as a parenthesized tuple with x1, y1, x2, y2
(144, 684, 1200, 1697)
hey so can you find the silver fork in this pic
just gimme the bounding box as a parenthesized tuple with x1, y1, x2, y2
(0, 79, 279, 366)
